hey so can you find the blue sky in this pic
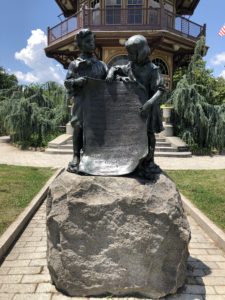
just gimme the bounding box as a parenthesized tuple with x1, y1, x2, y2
(0, 0, 65, 83)
(0, 0, 225, 84)
(192, 0, 225, 78)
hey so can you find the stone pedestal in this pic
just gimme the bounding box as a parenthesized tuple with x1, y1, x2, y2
(46, 171, 191, 298)
(66, 122, 73, 135)
(162, 107, 174, 137)
(163, 122, 174, 137)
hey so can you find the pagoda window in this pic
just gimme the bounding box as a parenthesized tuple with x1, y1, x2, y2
(106, 0, 122, 24)
(79, 1, 88, 10)
(127, 0, 143, 24)
(91, 0, 100, 25)
(164, 0, 174, 13)
(152, 58, 169, 75)
(149, 0, 160, 9)
(149, 0, 174, 11)
(149, 0, 160, 25)
(152, 58, 170, 89)
(108, 55, 129, 68)
(164, 0, 174, 28)
(90, 0, 100, 8)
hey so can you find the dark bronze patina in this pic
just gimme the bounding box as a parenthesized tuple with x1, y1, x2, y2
(64, 30, 165, 178)
(64, 29, 108, 173)
(79, 78, 148, 175)
(106, 34, 165, 177)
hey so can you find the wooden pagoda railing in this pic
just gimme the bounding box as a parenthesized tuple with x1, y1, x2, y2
(48, 7, 206, 45)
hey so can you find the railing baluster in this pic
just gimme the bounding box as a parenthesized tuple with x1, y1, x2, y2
(47, 8, 205, 45)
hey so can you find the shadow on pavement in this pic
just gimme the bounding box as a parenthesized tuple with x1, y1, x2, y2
(165, 256, 211, 300)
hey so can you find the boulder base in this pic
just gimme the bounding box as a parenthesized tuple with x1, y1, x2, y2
(46, 171, 191, 298)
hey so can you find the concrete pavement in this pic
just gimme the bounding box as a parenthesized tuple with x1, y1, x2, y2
(1, 143, 225, 170)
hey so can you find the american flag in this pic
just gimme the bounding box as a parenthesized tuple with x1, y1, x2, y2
(219, 24, 225, 37)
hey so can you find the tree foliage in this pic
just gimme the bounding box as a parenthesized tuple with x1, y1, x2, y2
(170, 36, 225, 153)
(212, 77, 225, 105)
(0, 81, 68, 147)
(172, 66, 187, 90)
(0, 67, 18, 89)
(173, 54, 225, 106)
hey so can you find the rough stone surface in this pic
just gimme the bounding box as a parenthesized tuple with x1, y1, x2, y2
(46, 171, 191, 298)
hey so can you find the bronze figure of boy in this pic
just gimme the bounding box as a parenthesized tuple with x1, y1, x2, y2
(65, 29, 108, 173)
(106, 35, 165, 175)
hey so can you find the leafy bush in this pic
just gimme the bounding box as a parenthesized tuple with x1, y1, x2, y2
(170, 37, 225, 153)
(0, 67, 18, 135)
(0, 67, 18, 90)
(0, 81, 68, 148)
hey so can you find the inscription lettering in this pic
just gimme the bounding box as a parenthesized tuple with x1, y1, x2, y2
(79, 79, 148, 175)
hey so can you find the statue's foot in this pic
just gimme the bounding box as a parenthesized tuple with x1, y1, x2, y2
(145, 161, 161, 174)
(67, 158, 80, 174)
(137, 159, 162, 180)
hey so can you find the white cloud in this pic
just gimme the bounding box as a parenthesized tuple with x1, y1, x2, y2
(14, 71, 38, 83)
(211, 52, 225, 66)
(13, 29, 66, 84)
(219, 70, 225, 79)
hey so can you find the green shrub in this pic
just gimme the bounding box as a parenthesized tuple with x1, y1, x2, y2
(170, 37, 225, 153)
(0, 81, 68, 148)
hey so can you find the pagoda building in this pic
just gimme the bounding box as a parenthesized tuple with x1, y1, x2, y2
(45, 0, 205, 90)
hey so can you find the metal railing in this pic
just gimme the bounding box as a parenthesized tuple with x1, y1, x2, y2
(48, 7, 206, 45)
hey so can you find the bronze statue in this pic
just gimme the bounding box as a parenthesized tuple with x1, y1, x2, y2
(64, 32, 164, 178)
(64, 29, 108, 173)
(106, 35, 165, 176)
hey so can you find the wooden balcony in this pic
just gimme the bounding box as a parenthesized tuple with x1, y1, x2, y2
(47, 7, 206, 46)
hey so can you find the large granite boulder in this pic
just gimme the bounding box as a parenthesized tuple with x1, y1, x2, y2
(46, 171, 191, 298)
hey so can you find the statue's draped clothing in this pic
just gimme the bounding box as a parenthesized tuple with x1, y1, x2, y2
(66, 55, 108, 127)
(110, 61, 165, 133)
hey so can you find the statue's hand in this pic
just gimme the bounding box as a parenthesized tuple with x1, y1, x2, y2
(64, 79, 74, 89)
(65, 77, 87, 90)
(106, 74, 114, 83)
(120, 76, 131, 83)
(140, 99, 154, 115)
(74, 77, 87, 87)
(139, 103, 149, 117)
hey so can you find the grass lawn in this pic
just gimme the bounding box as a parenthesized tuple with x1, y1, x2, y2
(0, 164, 54, 236)
(167, 170, 225, 231)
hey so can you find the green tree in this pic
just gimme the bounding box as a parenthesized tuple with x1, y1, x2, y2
(170, 36, 225, 154)
(0, 67, 18, 134)
(0, 67, 18, 89)
(212, 77, 225, 105)
(0, 82, 68, 147)
(172, 50, 225, 106)
(172, 66, 187, 90)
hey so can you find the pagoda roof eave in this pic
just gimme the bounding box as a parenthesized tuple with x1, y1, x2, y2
(176, 0, 200, 15)
(55, 0, 77, 17)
